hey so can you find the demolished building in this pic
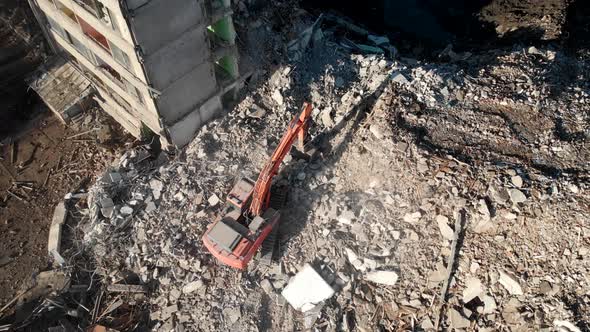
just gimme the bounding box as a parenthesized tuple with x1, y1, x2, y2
(28, 0, 240, 147)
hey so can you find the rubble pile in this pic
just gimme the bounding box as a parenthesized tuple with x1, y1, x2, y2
(56, 4, 590, 332)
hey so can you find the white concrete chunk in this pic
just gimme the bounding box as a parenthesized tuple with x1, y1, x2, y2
(449, 308, 471, 329)
(364, 270, 399, 286)
(508, 189, 527, 204)
(403, 211, 422, 223)
(208, 194, 220, 207)
(272, 89, 284, 105)
(182, 280, 204, 294)
(436, 215, 454, 240)
(48, 202, 67, 263)
(498, 270, 523, 295)
(282, 264, 335, 312)
(462, 277, 484, 303)
(482, 295, 497, 314)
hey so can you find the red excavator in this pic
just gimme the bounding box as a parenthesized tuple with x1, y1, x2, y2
(202, 102, 312, 269)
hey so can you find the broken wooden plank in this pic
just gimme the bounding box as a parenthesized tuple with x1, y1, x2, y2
(10, 140, 17, 164)
(6, 190, 25, 202)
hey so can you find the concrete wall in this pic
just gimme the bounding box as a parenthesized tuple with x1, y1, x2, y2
(125, 0, 230, 145)
(167, 95, 222, 146)
(126, 0, 205, 55)
(155, 61, 217, 125)
(143, 27, 209, 89)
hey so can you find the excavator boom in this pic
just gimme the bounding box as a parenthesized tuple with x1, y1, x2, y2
(249, 102, 312, 216)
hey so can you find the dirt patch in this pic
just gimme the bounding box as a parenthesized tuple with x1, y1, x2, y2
(479, 0, 570, 41)
(0, 108, 131, 306)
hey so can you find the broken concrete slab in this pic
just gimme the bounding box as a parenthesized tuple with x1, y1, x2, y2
(482, 295, 497, 314)
(391, 72, 410, 85)
(282, 263, 335, 312)
(208, 194, 220, 207)
(160, 304, 178, 320)
(364, 270, 399, 286)
(182, 280, 204, 294)
(48, 202, 67, 265)
(436, 215, 454, 240)
(498, 270, 523, 295)
(508, 189, 527, 204)
(462, 277, 484, 303)
(272, 89, 284, 105)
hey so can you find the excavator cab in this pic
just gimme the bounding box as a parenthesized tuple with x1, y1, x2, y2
(202, 177, 281, 269)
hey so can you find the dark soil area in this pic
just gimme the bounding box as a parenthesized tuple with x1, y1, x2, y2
(302, 0, 585, 58)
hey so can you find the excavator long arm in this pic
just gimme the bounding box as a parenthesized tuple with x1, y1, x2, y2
(249, 102, 312, 216)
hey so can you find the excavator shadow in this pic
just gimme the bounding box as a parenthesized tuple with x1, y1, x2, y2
(272, 77, 393, 264)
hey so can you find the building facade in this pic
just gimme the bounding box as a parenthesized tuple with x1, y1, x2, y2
(28, 0, 239, 147)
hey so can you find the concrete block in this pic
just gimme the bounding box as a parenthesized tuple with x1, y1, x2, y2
(129, 0, 205, 55)
(48, 202, 67, 263)
(167, 95, 222, 147)
(281, 264, 335, 312)
(144, 27, 210, 89)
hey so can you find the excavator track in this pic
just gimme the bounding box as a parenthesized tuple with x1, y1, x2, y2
(258, 186, 288, 268)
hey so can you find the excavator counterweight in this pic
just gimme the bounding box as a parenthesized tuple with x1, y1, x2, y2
(202, 102, 312, 269)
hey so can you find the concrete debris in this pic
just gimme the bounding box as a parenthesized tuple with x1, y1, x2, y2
(150, 179, 163, 200)
(338, 210, 355, 225)
(508, 188, 527, 204)
(364, 271, 399, 286)
(107, 284, 147, 293)
(391, 72, 410, 85)
(182, 280, 204, 294)
(482, 295, 497, 314)
(511, 175, 523, 188)
(260, 279, 274, 294)
(207, 194, 220, 207)
(448, 308, 471, 329)
(403, 211, 422, 223)
(421, 317, 435, 330)
(281, 264, 335, 312)
(498, 270, 524, 295)
(223, 306, 241, 325)
(436, 215, 454, 240)
(462, 277, 484, 303)
(247, 105, 266, 118)
(16, 270, 70, 308)
(272, 89, 284, 105)
(48, 202, 67, 265)
(320, 108, 334, 127)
